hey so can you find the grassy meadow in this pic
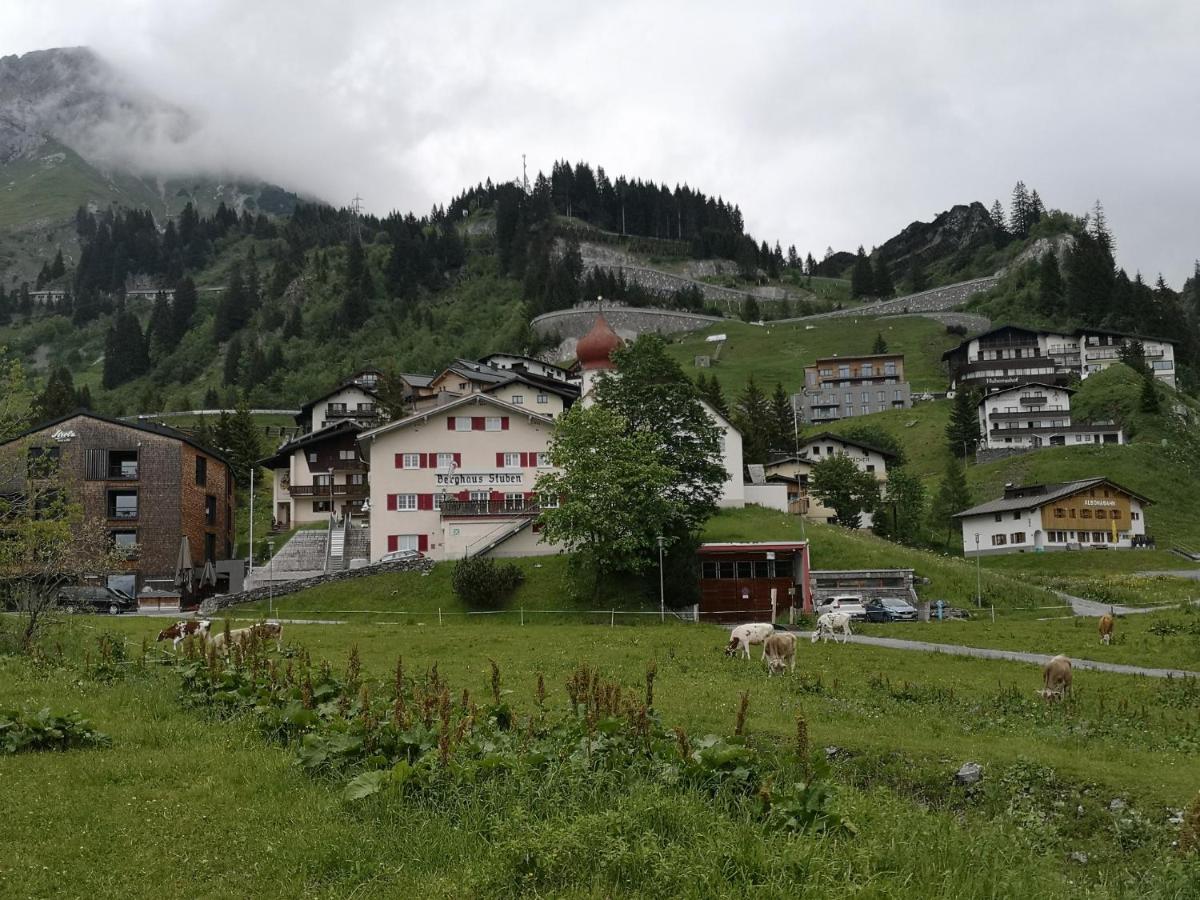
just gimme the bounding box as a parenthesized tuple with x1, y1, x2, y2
(2, 612, 1198, 898)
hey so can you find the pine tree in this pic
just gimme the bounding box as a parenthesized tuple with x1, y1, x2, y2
(221, 400, 262, 489)
(850, 247, 874, 299)
(337, 237, 372, 329)
(1089, 199, 1113, 255)
(946, 388, 981, 459)
(1010, 181, 1031, 238)
(740, 295, 760, 322)
(988, 199, 1007, 232)
(787, 245, 799, 270)
(768, 381, 794, 458)
(171, 276, 198, 342)
(697, 373, 729, 418)
(929, 455, 971, 547)
(75, 384, 92, 410)
(32, 365, 78, 420)
(223, 333, 243, 386)
(213, 260, 247, 341)
(873, 466, 926, 545)
(872, 332, 888, 354)
(283, 306, 303, 339)
(1037, 251, 1064, 314)
(203, 387, 220, 409)
(49, 249, 65, 279)
(872, 257, 895, 298)
(804, 252, 816, 276)
(1140, 370, 1160, 413)
(734, 374, 771, 464)
(909, 258, 929, 293)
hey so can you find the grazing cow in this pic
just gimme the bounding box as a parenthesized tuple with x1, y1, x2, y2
(1039, 654, 1073, 701)
(1098, 613, 1115, 646)
(156, 619, 210, 649)
(812, 612, 853, 644)
(763, 632, 797, 675)
(206, 625, 257, 655)
(725, 623, 775, 659)
(251, 621, 284, 651)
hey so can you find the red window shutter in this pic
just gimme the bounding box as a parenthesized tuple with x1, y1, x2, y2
(524, 491, 534, 500)
(387, 494, 397, 511)
(457, 490, 469, 501)
(446, 417, 455, 430)
(453, 453, 462, 466)
(418, 453, 427, 468)
(418, 494, 432, 511)
(394, 453, 403, 469)
(418, 534, 429, 552)
(496, 452, 505, 468)
(472, 416, 485, 430)
(519, 452, 529, 467)
(387, 535, 398, 553)
(501, 417, 510, 430)
(490, 490, 503, 501)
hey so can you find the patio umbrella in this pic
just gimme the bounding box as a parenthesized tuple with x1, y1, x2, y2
(199, 560, 218, 588)
(174, 536, 194, 592)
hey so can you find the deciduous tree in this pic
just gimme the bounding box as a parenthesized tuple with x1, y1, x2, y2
(809, 454, 879, 529)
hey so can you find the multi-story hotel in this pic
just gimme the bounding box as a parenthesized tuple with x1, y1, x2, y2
(943, 325, 1177, 393)
(0, 411, 236, 594)
(295, 370, 385, 433)
(976, 383, 1124, 450)
(261, 421, 369, 527)
(956, 477, 1151, 556)
(794, 353, 911, 425)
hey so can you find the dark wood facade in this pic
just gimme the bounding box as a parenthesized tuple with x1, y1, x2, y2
(696, 542, 812, 622)
(0, 413, 235, 593)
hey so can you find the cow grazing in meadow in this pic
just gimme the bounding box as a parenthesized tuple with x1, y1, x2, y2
(206, 625, 257, 655)
(725, 623, 775, 659)
(1098, 613, 1115, 646)
(763, 632, 797, 675)
(812, 612, 852, 644)
(156, 619, 210, 649)
(251, 621, 284, 651)
(1039, 655, 1073, 701)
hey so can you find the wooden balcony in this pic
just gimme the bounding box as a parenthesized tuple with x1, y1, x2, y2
(441, 499, 541, 517)
(287, 483, 369, 498)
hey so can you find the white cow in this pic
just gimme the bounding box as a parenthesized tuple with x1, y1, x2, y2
(812, 611, 853, 644)
(763, 632, 797, 675)
(725, 623, 775, 659)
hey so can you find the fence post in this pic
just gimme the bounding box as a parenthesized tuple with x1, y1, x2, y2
(610, 609, 615, 628)
(991, 604, 995, 624)
(521, 607, 524, 626)
(438, 607, 442, 626)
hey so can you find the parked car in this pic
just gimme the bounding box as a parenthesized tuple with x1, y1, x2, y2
(380, 549, 424, 564)
(815, 594, 868, 621)
(863, 597, 918, 622)
(56, 585, 137, 616)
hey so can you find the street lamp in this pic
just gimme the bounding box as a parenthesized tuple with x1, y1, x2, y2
(974, 532, 981, 607)
(656, 535, 666, 623)
(268, 540, 275, 619)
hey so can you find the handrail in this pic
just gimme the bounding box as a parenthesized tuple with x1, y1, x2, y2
(464, 518, 530, 558)
(322, 515, 335, 574)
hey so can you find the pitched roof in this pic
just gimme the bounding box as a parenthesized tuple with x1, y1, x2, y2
(799, 431, 898, 460)
(258, 420, 362, 469)
(953, 477, 1153, 518)
(0, 409, 232, 467)
(978, 382, 1075, 401)
(298, 372, 381, 415)
(482, 371, 580, 400)
(357, 393, 555, 447)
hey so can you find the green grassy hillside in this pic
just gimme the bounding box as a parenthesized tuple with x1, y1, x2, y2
(664, 316, 960, 397)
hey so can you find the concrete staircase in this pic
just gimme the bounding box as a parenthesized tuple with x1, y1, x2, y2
(257, 530, 328, 584)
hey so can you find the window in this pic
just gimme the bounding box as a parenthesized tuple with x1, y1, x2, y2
(395, 494, 418, 511)
(861, 364, 874, 377)
(1080, 509, 1092, 518)
(1094, 509, 1106, 520)
(753, 561, 771, 579)
(204, 495, 217, 526)
(537, 393, 549, 404)
(702, 561, 718, 579)
(26, 446, 60, 478)
(195, 456, 208, 486)
(844, 393, 852, 404)
(204, 533, 216, 563)
(1070, 508, 1077, 518)
(511, 395, 524, 405)
(838, 365, 850, 378)
(866, 464, 875, 473)
(308, 451, 319, 463)
(485, 417, 502, 431)
(718, 561, 735, 579)
(437, 452, 455, 469)
(536, 452, 549, 467)
(884, 362, 897, 376)
(357, 402, 376, 414)
(403, 453, 420, 469)
(313, 500, 331, 513)
(503, 452, 521, 468)
(504, 492, 524, 510)
(314, 474, 331, 487)
(1013, 511, 1021, 520)
(469, 491, 489, 502)
(108, 449, 138, 479)
(1093, 531, 1106, 543)
(994, 513, 1003, 523)
(540, 492, 559, 509)
(455, 417, 472, 432)
(340, 450, 357, 461)
(1131, 511, 1140, 520)
(877, 391, 885, 402)
(736, 561, 753, 579)
(775, 558, 793, 579)
(349, 473, 366, 485)
(811, 446, 820, 456)
(1011, 532, 1026, 544)
(328, 402, 347, 414)
(1054, 507, 1065, 519)
(1111, 509, 1122, 520)
(388, 534, 420, 553)
(107, 490, 138, 519)
(827, 446, 834, 455)
(991, 534, 1008, 546)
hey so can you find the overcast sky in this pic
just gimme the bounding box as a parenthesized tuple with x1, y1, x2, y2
(4, 1, 1198, 285)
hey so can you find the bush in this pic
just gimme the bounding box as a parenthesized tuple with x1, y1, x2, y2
(451, 557, 525, 609)
(0, 707, 111, 753)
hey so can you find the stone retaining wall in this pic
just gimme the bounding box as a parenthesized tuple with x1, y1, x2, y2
(531, 302, 724, 347)
(199, 557, 435, 614)
(783, 276, 999, 322)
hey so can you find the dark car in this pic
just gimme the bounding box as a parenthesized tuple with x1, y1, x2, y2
(863, 597, 919, 622)
(57, 585, 137, 615)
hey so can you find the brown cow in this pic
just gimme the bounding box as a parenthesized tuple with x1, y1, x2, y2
(1039, 654, 1073, 701)
(763, 632, 797, 676)
(156, 619, 210, 649)
(1098, 613, 1115, 646)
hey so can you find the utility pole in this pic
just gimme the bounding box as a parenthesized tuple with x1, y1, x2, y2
(248, 467, 255, 576)
(974, 533, 982, 607)
(657, 535, 666, 623)
(267, 540, 275, 620)
(350, 195, 364, 241)
(521, 154, 529, 194)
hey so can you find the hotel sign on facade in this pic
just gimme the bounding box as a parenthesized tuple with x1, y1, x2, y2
(435, 471, 525, 487)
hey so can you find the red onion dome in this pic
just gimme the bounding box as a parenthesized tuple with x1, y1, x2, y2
(576, 313, 622, 370)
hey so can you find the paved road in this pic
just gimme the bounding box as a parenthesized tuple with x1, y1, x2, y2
(1058, 591, 1200, 617)
(800, 632, 1199, 679)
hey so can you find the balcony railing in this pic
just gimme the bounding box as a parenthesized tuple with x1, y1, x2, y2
(1018, 395, 1048, 405)
(106, 466, 139, 480)
(440, 499, 541, 517)
(288, 483, 370, 498)
(107, 508, 139, 520)
(325, 407, 380, 420)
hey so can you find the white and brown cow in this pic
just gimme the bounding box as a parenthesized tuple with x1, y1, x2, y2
(763, 632, 797, 676)
(1098, 613, 1115, 646)
(156, 619, 211, 649)
(1039, 654, 1073, 701)
(725, 623, 775, 659)
(812, 611, 853, 644)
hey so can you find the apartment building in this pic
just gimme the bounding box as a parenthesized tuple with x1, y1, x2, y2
(260, 421, 369, 527)
(795, 354, 911, 425)
(943, 325, 1177, 392)
(764, 433, 896, 527)
(977, 383, 1124, 450)
(0, 411, 235, 594)
(422, 358, 580, 417)
(957, 478, 1151, 556)
(295, 370, 384, 433)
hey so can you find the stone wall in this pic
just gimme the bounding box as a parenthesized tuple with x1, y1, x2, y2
(199, 557, 435, 614)
(779, 276, 1000, 323)
(531, 302, 725, 356)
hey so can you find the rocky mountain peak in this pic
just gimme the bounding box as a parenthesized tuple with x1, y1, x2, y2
(875, 201, 998, 273)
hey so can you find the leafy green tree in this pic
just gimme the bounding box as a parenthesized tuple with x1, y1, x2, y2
(809, 454, 879, 528)
(591, 335, 726, 536)
(929, 454, 971, 547)
(536, 404, 677, 581)
(840, 423, 906, 467)
(32, 366, 78, 420)
(375, 371, 410, 422)
(850, 246, 874, 298)
(946, 388, 981, 459)
(0, 348, 32, 440)
(734, 374, 772, 464)
(872, 466, 926, 545)
(872, 332, 888, 354)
